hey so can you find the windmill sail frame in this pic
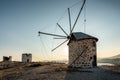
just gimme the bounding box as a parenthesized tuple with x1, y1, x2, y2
(38, 0, 86, 51)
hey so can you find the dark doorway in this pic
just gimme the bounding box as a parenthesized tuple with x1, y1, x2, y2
(92, 55, 97, 67)
(27, 59, 29, 62)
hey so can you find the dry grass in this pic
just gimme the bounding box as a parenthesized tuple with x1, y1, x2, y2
(0, 62, 67, 80)
(0, 62, 120, 80)
(99, 65, 120, 72)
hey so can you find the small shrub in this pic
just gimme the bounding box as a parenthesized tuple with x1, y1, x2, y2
(54, 68, 62, 72)
(29, 63, 42, 67)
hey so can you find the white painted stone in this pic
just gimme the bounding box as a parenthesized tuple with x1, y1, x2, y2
(22, 53, 32, 62)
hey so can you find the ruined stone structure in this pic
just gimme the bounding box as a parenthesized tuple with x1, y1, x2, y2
(68, 32, 98, 68)
(22, 53, 32, 62)
(3, 56, 12, 62)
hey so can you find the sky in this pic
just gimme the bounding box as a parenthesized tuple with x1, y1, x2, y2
(0, 0, 120, 61)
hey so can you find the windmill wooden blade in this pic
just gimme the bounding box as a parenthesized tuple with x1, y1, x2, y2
(53, 37, 67, 39)
(71, 0, 86, 34)
(38, 31, 66, 38)
(68, 8, 72, 34)
(52, 39, 69, 52)
(57, 23, 69, 36)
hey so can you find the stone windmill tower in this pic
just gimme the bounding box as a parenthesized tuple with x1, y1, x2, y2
(68, 32, 98, 68)
(38, 0, 98, 68)
(22, 53, 32, 62)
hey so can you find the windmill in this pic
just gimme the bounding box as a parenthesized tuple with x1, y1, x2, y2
(38, 0, 98, 68)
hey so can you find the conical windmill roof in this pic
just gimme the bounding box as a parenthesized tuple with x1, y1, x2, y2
(67, 32, 98, 41)
(68, 32, 98, 45)
(70, 32, 98, 41)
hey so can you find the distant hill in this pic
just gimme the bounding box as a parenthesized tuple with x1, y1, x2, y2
(97, 54, 120, 65)
(110, 54, 120, 59)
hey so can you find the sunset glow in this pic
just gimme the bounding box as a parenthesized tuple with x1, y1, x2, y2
(0, 0, 120, 61)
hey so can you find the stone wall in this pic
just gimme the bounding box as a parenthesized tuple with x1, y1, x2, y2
(0, 61, 20, 69)
(68, 39, 97, 68)
(22, 54, 32, 62)
(3, 56, 12, 62)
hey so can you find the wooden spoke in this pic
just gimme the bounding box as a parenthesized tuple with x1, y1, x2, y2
(38, 31, 66, 38)
(57, 23, 69, 36)
(52, 39, 69, 51)
(71, 0, 86, 33)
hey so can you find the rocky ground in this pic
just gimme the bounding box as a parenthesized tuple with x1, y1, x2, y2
(0, 62, 120, 80)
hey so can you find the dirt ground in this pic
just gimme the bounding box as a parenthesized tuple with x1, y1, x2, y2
(0, 63, 120, 80)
